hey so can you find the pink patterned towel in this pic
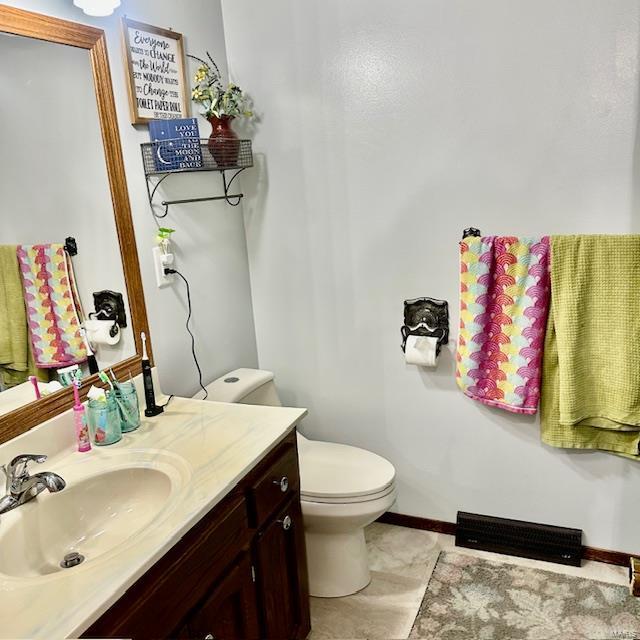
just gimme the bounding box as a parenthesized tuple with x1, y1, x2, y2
(17, 244, 86, 369)
(455, 236, 550, 414)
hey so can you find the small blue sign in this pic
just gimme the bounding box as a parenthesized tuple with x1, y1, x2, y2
(148, 118, 203, 171)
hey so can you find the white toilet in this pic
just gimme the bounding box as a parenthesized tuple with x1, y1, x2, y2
(199, 368, 397, 598)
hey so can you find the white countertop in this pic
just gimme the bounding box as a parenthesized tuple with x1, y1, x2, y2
(0, 395, 307, 639)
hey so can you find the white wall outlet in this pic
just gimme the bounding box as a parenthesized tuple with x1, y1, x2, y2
(153, 246, 174, 288)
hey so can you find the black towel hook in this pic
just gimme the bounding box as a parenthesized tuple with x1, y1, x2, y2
(462, 227, 481, 240)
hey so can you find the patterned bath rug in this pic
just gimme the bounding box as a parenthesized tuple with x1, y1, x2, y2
(410, 551, 640, 640)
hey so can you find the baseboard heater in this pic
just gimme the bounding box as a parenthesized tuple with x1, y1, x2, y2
(456, 511, 582, 567)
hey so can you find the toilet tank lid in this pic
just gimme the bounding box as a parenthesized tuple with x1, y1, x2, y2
(201, 368, 275, 403)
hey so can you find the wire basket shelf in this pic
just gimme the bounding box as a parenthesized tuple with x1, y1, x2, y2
(141, 138, 253, 176)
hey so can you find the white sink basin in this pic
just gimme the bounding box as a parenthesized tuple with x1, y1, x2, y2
(0, 450, 191, 578)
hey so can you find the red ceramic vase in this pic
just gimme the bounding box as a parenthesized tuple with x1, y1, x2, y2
(207, 115, 240, 168)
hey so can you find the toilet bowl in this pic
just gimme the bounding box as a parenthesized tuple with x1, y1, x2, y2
(298, 438, 396, 596)
(196, 368, 397, 598)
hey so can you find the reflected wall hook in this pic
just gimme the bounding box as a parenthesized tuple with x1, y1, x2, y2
(64, 237, 78, 256)
(462, 227, 481, 240)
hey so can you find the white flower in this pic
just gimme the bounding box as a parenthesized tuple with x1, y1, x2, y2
(450, 584, 503, 622)
(598, 584, 627, 606)
(508, 566, 545, 590)
(428, 602, 448, 617)
(503, 588, 564, 638)
(543, 581, 572, 599)
(478, 625, 495, 639)
(579, 594, 602, 610)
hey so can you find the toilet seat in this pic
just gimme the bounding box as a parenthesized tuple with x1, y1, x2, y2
(298, 440, 396, 504)
(301, 483, 396, 504)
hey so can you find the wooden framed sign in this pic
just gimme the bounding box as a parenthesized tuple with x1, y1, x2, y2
(121, 17, 190, 124)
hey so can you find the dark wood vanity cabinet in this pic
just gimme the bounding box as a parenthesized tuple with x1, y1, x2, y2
(255, 497, 309, 640)
(83, 431, 310, 640)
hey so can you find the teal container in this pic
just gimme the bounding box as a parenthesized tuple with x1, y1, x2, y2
(87, 396, 122, 446)
(116, 382, 141, 433)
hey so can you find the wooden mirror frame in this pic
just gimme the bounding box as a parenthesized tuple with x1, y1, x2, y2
(0, 5, 153, 444)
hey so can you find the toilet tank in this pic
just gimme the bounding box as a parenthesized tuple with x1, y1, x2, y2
(196, 368, 282, 406)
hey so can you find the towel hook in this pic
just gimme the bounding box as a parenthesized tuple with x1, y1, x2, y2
(462, 227, 481, 240)
(64, 237, 78, 256)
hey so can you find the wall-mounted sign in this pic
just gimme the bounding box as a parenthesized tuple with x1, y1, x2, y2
(121, 17, 190, 124)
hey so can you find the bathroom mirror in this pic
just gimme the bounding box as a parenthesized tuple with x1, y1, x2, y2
(0, 6, 152, 443)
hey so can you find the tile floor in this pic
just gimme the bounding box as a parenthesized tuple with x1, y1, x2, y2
(308, 523, 629, 640)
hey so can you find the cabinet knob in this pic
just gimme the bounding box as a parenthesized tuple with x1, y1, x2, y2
(273, 476, 289, 493)
(277, 515, 292, 530)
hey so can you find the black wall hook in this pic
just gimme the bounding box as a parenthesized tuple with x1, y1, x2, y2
(64, 237, 78, 256)
(462, 227, 481, 240)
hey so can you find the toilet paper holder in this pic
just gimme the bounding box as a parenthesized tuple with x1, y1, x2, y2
(401, 297, 449, 356)
(92, 290, 127, 328)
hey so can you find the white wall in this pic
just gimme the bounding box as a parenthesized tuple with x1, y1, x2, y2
(222, 0, 640, 552)
(3, 0, 258, 397)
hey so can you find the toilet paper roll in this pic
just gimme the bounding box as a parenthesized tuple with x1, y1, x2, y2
(84, 319, 120, 346)
(404, 335, 438, 367)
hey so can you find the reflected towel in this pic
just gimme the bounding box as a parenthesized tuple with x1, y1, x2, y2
(17, 244, 86, 368)
(456, 236, 551, 414)
(0, 245, 29, 386)
(541, 235, 640, 457)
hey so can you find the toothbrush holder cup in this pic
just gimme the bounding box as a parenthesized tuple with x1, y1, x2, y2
(116, 382, 141, 433)
(87, 396, 122, 446)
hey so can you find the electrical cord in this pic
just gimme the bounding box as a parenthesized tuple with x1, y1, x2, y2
(160, 394, 174, 408)
(164, 268, 208, 400)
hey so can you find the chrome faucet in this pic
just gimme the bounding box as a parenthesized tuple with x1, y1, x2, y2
(0, 454, 66, 514)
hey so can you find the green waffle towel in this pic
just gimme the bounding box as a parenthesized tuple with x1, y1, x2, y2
(541, 235, 640, 457)
(0, 245, 29, 387)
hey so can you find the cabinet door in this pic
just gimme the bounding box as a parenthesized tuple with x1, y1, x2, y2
(254, 496, 311, 640)
(82, 493, 250, 640)
(185, 553, 260, 640)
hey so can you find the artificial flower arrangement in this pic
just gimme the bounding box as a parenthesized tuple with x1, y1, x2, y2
(188, 52, 252, 120)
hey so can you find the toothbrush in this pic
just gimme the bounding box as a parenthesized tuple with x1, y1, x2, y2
(98, 370, 114, 391)
(29, 376, 41, 400)
(141, 331, 163, 417)
(73, 381, 91, 453)
(109, 368, 124, 393)
(99, 370, 132, 423)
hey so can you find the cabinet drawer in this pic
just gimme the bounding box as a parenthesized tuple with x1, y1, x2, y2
(249, 443, 300, 526)
(83, 492, 250, 639)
